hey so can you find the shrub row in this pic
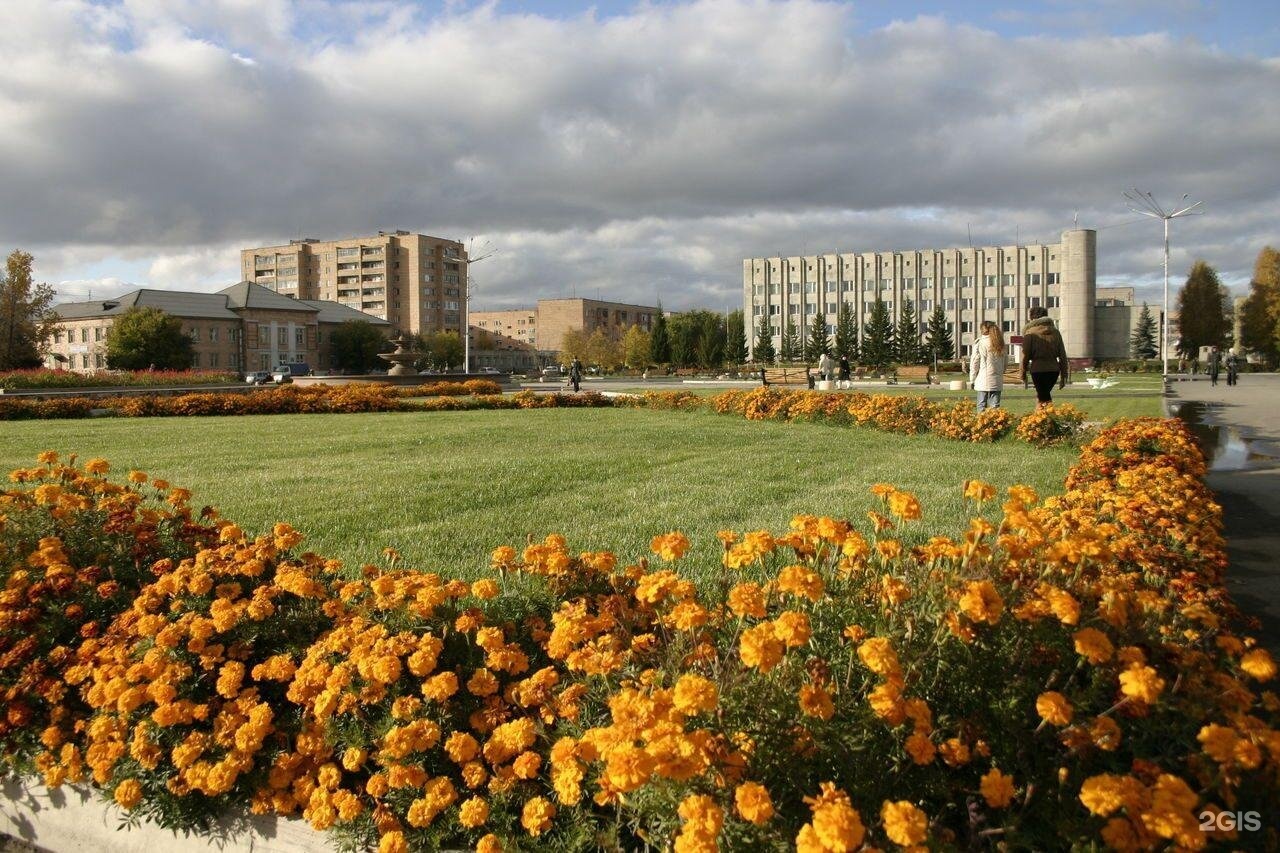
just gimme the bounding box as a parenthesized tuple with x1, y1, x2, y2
(0, 368, 240, 391)
(1, 419, 1276, 851)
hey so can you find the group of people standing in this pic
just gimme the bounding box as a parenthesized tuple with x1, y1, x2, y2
(968, 306, 1070, 411)
(1205, 347, 1241, 387)
(816, 353, 853, 384)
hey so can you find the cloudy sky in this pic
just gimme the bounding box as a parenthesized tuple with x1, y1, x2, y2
(2, 0, 1277, 312)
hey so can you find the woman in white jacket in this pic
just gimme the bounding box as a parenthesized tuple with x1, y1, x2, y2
(969, 321, 1008, 412)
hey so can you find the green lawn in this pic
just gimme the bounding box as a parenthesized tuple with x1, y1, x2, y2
(1, 408, 1080, 578)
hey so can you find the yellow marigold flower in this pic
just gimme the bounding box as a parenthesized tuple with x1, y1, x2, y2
(512, 751, 541, 779)
(980, 768, 1016, 808)
(734, 782, 775, 825)
(37, 451, 58, 464)
(880, 800, 927, 846)
(471, 579, 500, 600)
(778, 565, 826, 602)
(668, 601, 709, 632)
(673, 674, 718, 716)
(475, 834, 503, 853)
(113, 778, 142, 810)
(938, 738, 971, 767)
(727, 582, 767, 619)
(422, 671, 459, 702)
(716, 529, 738, 545)
(799, 684, 835, 721)
(490, 546, 517, 568)
(1090, 716, 1122, 752)
(1078, 774, 1142, 817)
(521, 796, 556, 836)
(963, 479, 996, 503)
(1139, 774, 1200, 845)
(739, 623, 784, 672)
(857, 637, 901, 678)
(445, 731, 479, 764)
(341, 747, 367, 771)
(378, 831, 408, 853)
(867, 681, 906, 725)
(459, 796, 489, 828)
(1240, 648, 1277, 681)
(1071, 627, 1114, 664)
(1198, 723, 1238, 764)
(800, 784, 864, 853)
(676, 793, 724, 840)
(958, 580, 1003, 625)
(773, 610, 811, 647)
(887, 490, 922, 521)
(467, 668, 499, 697)
(904, 732, 935, 765)
(604, 746, 654, 792)
(1044, 587, 1080, 625)
(127, 469, 148, 484)
(84, 458, 110, 475)
(1035, 691, 1073, 726)
(1118, 664, 1164, 704)
(650, 531, 691, 562)
(879, 574, 911, 606)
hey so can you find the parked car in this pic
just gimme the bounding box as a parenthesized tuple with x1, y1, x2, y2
(540, 366, 563, 381)
(478, 367, 503, 375)
(244, 370, 272, 385)
(270, 363, 311, 383)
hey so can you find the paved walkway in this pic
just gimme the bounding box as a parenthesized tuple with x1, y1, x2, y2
(1169, 374, 1280, 652)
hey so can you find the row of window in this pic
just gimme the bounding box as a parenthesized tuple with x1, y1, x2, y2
(754, 295, 1061, 316)
(753, 273, 1059, 296)
(760, 250, 1058, 272)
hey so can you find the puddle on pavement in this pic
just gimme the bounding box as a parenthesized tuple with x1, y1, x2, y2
(1168, 401, 1280, 472)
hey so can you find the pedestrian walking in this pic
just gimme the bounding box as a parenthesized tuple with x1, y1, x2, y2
(838, 354, 851, 387)
(1226, 350, 1240, 386)
(1208, 347, 1221, 387)
(818, 352, 834, 383)
(1020, 306, 1070, 408)
(969, 321, 1008, 412)
(569, 358, 583, 393)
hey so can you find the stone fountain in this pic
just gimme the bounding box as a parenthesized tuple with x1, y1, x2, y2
(378, 335, 418, 376)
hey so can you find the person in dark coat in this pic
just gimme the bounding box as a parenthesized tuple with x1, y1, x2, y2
(1226, 350, 1241, 386)
(1020, 306, 1069, 408)
(838, 355, 851, 382)
(569, 358, 583, 393)
(1207, 347, 1221, 387)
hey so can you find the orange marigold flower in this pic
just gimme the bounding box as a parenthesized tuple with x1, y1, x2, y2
(963, 479, 996, 503)
(1035, 691, 1073, 726)
(734, 782, 775, 825)
(521, 796, 556, 836)
(958, 580, 1004, 625)
(1240, 648, 1277, 681)
(904, 732, 935, 765)
(459, 796, 489, 828)
(650, 531, 691, 562)
(84, 458, 110, 475)
(467, 668, 499, 697)
(799, 684, 835, 721)
(880, 800, 927, 846)
(856, 637, 901, 678)
(739, 623, 785, 672)
(887, 490, 922, 521)
(727, 582, 767, 619)
(778, 565, 826, 602)
(113, 778, 142, 810)
(378, 831, 409, 853)
(1071, 627, 1114, 664)
(471, 578, 500, 600)
(980, 768, 1016, 808)
(1118, 664, 1165, 704)
(673, 674, 718, 715)
(773, 610, 811, 647)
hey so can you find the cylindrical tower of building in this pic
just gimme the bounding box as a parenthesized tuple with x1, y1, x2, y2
(1058, 229, 1096, 360)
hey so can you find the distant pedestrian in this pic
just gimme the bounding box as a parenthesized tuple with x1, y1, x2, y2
(1208, 347, 1221, 387)
(970, 321, 1008, 412)
(818, 352, 834, 382)
(1020, 306, 1070, 408)
(569, 358, 583, 393)
(838, 354, 851, 384)
(1226, 350, 1240, 386)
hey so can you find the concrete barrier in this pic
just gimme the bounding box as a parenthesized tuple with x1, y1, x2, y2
(0, 775, 330, 853)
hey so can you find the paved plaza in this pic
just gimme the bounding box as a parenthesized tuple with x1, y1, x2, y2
(1170, 374, 1280, 652)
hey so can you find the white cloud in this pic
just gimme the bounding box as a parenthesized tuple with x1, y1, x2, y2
(1, 0, 1276, 312)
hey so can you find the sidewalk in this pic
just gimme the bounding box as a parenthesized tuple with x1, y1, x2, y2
(1169, 374, 1280, 652)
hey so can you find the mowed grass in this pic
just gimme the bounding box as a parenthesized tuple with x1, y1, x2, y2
(1, 408, 1080, 577)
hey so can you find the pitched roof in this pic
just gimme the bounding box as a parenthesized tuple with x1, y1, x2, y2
(218, 281, 318, 312)
(52, 289, 239, 320)
(299, 300, 393, 326)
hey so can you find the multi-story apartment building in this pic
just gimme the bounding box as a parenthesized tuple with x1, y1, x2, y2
(45, 282, 390, 373)
(744, 229, 1136, 361)
(470, 298, 660, 366)
(239, 230, 467, 336)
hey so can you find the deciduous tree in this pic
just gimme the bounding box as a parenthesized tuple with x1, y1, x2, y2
(105, 307, 195, 371)
(1, 250, 57, 370)
(622, 324, 651, 370)
(329, 320, 388, 373)
(1239, 246, 1280, 365)
(1175, 261, 1230, 357)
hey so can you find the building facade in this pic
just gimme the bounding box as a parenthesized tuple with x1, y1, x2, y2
(470, 298, 660, 366)
(239, 230, 466, 337)
(46, 282, 391, 373)
(743, 230, 1135, 361)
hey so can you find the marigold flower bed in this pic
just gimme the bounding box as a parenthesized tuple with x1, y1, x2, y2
(2, 417, 1276, 851)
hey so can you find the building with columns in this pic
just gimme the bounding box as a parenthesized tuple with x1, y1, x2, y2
(45, 282, 390, 373)
(744, 229, 1136, 362)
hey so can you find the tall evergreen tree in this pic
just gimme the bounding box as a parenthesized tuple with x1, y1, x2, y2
(779, 318, 801, 363)
(804, 311, 830, 362)
(893, 298, 922, 364)
(834, 301, 858, 362)
(695, 313, 726, 369)
(669, 315, 698, 367)
(649, 302, 671, 365)
(861, 298, 895, 368)
(1129, 303, 1158, 360)
(753, 317, 776, 364)
(924, 306, 954, 362)
(1239, 246, 1280, 365)
(1175, 261, 1231, 357)
(725, 310, 748, 365)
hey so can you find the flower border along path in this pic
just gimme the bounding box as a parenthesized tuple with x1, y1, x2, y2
(1, 417, 1277, 852)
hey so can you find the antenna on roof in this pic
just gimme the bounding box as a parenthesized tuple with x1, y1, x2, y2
(1074, 211, 1079, 229)
(966, 224, 973, 249)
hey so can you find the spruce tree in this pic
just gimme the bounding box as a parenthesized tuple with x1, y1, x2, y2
(893, 298, 922, 364)
(804, 311, 830, 362)
(924, 306, 954, 362)
(649, 302, 671, 365)
(1129, 303, 1158, 360)
(861, 298, 894, 368)
(753, 317, 776, 364)
(1175, 261, 1231, 357)
(780, 319, 801, 363)
(725, 310, 748, 365)
(834, 301, 858, 362)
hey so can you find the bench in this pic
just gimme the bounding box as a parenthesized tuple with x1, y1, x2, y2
(1004, 361, 1024, 384)
(893, 366, 931, 385)
(761, 367, 813, 387)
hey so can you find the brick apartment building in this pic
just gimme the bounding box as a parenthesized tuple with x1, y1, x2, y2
(469, 297, 660, 370)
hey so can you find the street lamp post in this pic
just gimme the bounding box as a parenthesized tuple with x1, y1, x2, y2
(1123, 190, 1202, 380)
(459, 241, 497, 374)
